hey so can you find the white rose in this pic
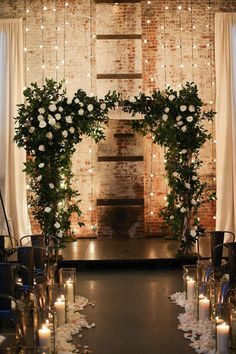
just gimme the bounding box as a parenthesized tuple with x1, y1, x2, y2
(173, 172, 179, 178)
(46, 132, 53, 139)
(181, 149, 187, 154)
(58, 106, 63, 112)
(80, 102, 84, 107)
(181, 125, 187, 132)
(49, 183, 54, 189)
(180, 105, 187, 112)
(69, 127, 75, 134)
(164, 107, 170, 113)
(180, 207, 186, 213)
(39, 121, 47, 128)
(169, 215, 174, 220)
(100, 102, 106, 110)
(38, 108, 45, 114)
(189, 105, 195, 112)
(55, 123, 61, 130)
(186, 116, 193, 122)
(39, 163, 44, 168)
(37, 115, 44, 121)
(66, 116, 73, 124)
(44, 207, 51, 213)
(176, 115, 182, 121)
(29, 126, 35, 133)
(54, 222, 60, 229)
(87, 104, 93, 112)
(185, 182, 191, 189)
(49, 117, 56, 126)
(190, 229, 197, 237)
(55, 113, 61, 120)
(74, 98, 79, 104)
(162, 114, 168, 122)
(38, 145, 45, 151)
(169, 94, 175, 101)
(191, 199, 197, 205)
(49, 104, 57, 112)
(192, 175, 198, 181)
(177, 121, 183, 126)
(58, 231, 63, 238)
(62, 130, 68, 138)
(78, 108, 84, 115)
(36, 175, 42, 182)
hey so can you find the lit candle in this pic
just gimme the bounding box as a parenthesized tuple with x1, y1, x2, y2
(217, 322, 229, 353)
(55, 298, 65, 326)
(38, 325, 51, 350)
(187, 278, 195, 300)
(66, 279, 74, 304)
(198, 296, 210, 321)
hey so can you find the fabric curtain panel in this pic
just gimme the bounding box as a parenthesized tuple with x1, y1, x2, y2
(0, 18, 30, 241)
(215, 13, 236, 234)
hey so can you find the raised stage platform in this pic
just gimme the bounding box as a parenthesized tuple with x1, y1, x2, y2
(59, 237, 212, 269)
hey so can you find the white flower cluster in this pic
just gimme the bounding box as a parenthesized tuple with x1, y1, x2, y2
(173, 105, 196, 132)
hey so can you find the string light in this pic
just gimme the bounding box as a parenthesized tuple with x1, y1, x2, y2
(178, 0, 183, 84)
(41, 0, 45, 84)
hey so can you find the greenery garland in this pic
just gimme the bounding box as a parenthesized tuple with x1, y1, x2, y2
(123, 82, 215, 255)
(14, 79, 119, 247)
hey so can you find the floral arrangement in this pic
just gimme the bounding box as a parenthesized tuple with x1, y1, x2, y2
(123, 82, 215, 255)
(14, 79, 119, 247)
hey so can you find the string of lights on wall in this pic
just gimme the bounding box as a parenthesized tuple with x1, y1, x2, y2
(208, 0, 216, 222)
(144, 0, 155, 232)
(88, 0, 96, 235)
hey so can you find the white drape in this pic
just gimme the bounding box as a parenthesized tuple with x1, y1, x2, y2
(0, 18, 31, 241)
(215, 13, 236, 233)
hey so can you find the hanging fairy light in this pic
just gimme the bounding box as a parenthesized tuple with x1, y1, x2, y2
(41, 0, 45, 83)
(24, 0, 28, 87)
(178, 0, 183, 85)
(143, 0, 156, 228)
(55, 0, 58, 80)
(207, 0, 216, 223)
(88, 0, 96, 234)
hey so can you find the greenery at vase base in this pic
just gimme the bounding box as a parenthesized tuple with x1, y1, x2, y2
(14, 79, 119, 248)
(123, 82, 216, 255)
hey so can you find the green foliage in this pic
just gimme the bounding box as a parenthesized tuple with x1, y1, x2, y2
(14, 79, 119, 247)
(123, 82, 215, 255)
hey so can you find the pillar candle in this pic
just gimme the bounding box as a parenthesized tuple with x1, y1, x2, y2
(38, 325, 51, 350)
(199, 297, 210, 321)
(217, 322, 229, 354)
(187, 278, 195, 300)
(55, 298, 65, 326)
(66, 280, 74, 304)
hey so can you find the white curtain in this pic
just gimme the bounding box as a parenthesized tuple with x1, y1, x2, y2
(215, 13, 236, 234)
(0, 18, 31, 241)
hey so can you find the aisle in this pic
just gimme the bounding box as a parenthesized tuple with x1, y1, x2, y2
(74, 269, 194, 354)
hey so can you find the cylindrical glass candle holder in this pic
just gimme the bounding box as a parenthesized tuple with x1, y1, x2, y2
(230, 308, 236, 350)
(58, 268, 76, 304)
(38, 310, 56, 354)
(47, 284, 67, 326)
(183, 264, 197, 299)
(196, 281, 210, 321)
(215, 302, 233, 353)
(197, 259, 213, 282)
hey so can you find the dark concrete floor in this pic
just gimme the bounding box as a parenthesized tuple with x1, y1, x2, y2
(75, 269, 194, 354)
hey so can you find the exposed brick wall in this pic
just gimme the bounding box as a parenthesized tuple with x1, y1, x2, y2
(1, 0, 235, 237)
